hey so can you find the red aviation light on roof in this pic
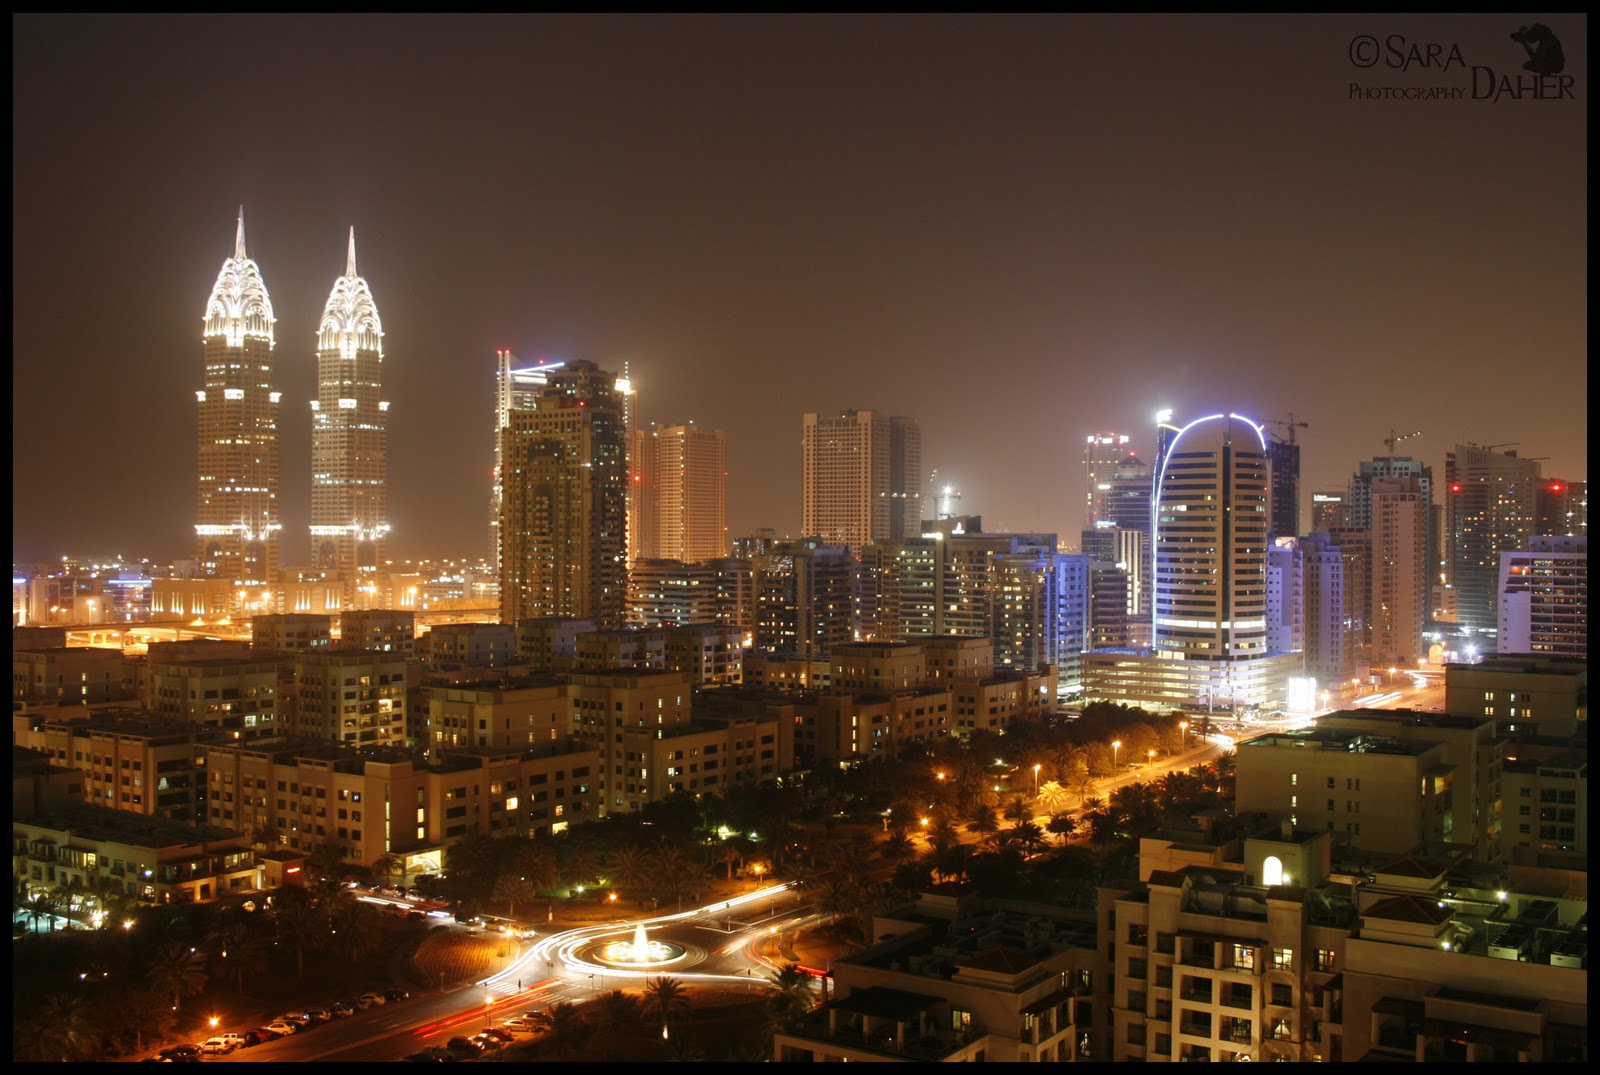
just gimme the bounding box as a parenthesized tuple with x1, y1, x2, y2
(1550, 482, 1566, 493)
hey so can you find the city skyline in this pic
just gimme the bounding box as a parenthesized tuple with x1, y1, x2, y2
(12, 14, 1587, 563)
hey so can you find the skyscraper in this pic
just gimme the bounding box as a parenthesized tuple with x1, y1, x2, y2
(801, 410, 920, 550)
(1083, 431, 1131, 530)
(1153, 413, 1270, 663)
(1370, 476, 1427, 664)
(491, 351, 566, 569)
(1267, 438, 1300, 540)
(1447, 445, 1541, 635)
(1081, 412, 1301, 713)
(498, 360, 628, 628)
(309, 229, 389, 596)
(627, 423, 727, 564)
(196, 210, 280, 585)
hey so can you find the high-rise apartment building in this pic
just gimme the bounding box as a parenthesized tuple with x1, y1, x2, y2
(196, 211, 280, 584)
(1083, 413, 1301, 713)
(801, 410, 920, 549)
(1447, 445, 1542, 635)
(1301, 532, 1360, 686)
(1083, 431, 1132, 530)
(1536, 479, 1587, 537)
(1498, 535, 1587, 660)
(1370, 476, 1428, 665)
(1267, 438, 1301, 541)
(309, 230, 389, 595)
(1153, 413, 1270, 663)
(491, 352, 566, 568)
(627, 423, 727, 563)
(498, 360, 628, 628)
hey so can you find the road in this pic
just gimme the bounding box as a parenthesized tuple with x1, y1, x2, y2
(209, 884, 806, 1061)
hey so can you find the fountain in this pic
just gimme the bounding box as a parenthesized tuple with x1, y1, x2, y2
(596, 922, 685, 967)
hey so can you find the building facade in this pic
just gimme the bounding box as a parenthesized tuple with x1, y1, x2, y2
(195, 211, 280, 584)
(802, 410, 921, 550)
(309, 229, 390, 592)
(499, 360, 629, 628)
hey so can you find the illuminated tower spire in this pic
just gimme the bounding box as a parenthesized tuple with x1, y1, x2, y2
(196, 208, 281, 587)
(310, 227, 389, 603)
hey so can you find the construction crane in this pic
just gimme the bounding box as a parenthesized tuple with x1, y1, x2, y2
(1264, 412, 1310, 445)
(1384, 429, 1421, 465)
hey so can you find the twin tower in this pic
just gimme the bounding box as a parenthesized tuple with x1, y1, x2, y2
(195, 210, 389, 589)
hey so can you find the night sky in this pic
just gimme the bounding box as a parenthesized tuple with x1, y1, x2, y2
(12, 14, 1587, 565)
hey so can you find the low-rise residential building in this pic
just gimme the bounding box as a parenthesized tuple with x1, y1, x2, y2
(13, 800, 255, 906)
(1446, 654, 1587, 738)
(201, 740, 599, 870)
(775, 890, 1102, 1062)
(339, 608, 416, 656)
(13, 647, 129, 705)
(249, 613, 333, 654)
(293, 650, 407, 746)
(12, 707, 225, 822)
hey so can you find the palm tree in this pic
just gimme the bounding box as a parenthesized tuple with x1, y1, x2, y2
(1047, 813, 1078, 846)
(23, 891, 61, 933)
(1003, 795, 1032, 826)
(328, 899, 381, 961)
(15, 993, 95, 1061)
(204, 910, 272, 993)
(270, 890, 324, 977)
(372, 852, 404, 889)
(547, 1001, 592, 1059)
(492, 874, 537, 918)
(965, 803, 1000, 839)
(642, 975, 692, 1040)
(604, 844, 652, 896)
(593, 989, 643, 1060)
(716, 840, 745, 881)
(768, 963, 815, 1020)
(1036, 780, 1070, 816)
(146, 940, 207, 1011)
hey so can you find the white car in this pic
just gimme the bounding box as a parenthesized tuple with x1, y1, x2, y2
(265, 1020, 301, 1036)
(358, 992, 387, 1007)
(200, 1037, 236, 1055)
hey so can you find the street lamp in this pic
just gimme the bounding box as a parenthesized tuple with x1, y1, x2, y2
(1179, 720, 1188, 747)
(608, 891, 618, 921)
(1112, 740, 1121, 770)
(752, 863, 764, 890)
(1033, 763, 1041, 798)
(1148, 749, 1155, 768)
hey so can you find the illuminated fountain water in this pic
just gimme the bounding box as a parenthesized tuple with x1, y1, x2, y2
(597, 922, 685, 967)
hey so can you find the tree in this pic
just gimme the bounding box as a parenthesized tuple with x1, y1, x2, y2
(146, 941, 207, 1011)
(547, 1001, 592, 1059)
(328, 899, 381, 962)
(492, 874, 537, 918)
(1047, 813, 1078, 846)
(965, 803, 1000, 839)
(14, 993, 96, 1062)
(270, 889, 324, 977)
(604, 844, 652, 896)
(593, 989, 644, 1060)
(204, 909, 271, 992)
(1003, 795, 1032, 825)
(642, 975, 692, 1040)
(372, 852, 404, 888)
(768, 963, 815, 1020)
(1036, 780, 1071, 816)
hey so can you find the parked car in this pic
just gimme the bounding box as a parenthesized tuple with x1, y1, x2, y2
(481, 1027, 515, 1042)
(522, 1009, 554, 1028)
(200, 1037, 236, 1055)
(264, 1020, 301, 1036)
(243, 1028, 278, 1046)
(358, 992, 387, 1007)
(161, 1045, 203, 1062)
(470, 1032, 504, 1051)
(331, 999, 358, 1017)
(305, 1008, 332, 1023)
(446, 1037, 482, 1055)
(384, 989, 411, 1002)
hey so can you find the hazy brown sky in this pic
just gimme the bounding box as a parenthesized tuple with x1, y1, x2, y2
(12, 14, 1587, 564)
